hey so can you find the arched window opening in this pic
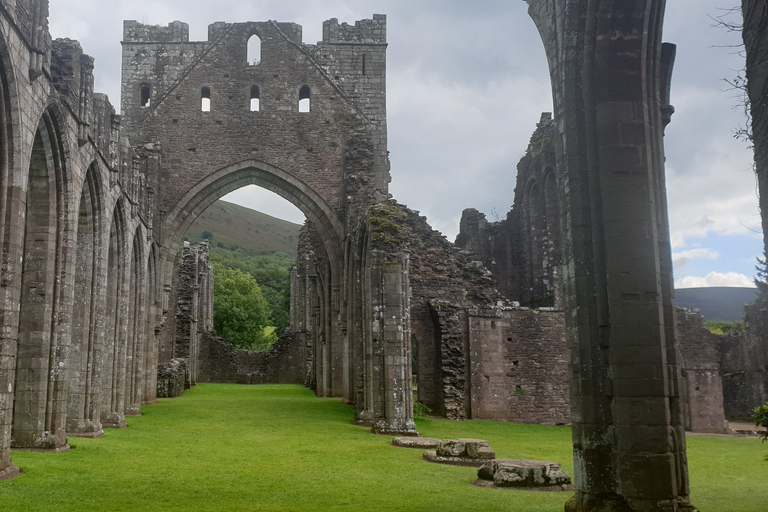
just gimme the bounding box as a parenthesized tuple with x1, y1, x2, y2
(201, 86, 211, 112)
(362, 55, 367, 76)
(298, 85, 311, 113)
(140, 84, 151, 107)
(247, 34, 261, 65)
(250, 85, 260, 112)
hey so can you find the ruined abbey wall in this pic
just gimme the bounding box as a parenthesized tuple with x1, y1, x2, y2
(0, 4, 424, 481)
(453, 108, 766, 436)
(722, 302, 768, 419)
(0, 0, 161, 478)
(0, 4, 763, 508)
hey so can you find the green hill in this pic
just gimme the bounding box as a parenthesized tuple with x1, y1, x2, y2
(675, 287, 758, 321)
(185, 200, 302, 255)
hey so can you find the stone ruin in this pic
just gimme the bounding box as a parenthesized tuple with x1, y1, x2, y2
(476, 459, 572, 491)
(0, 1, 765, 510)
(422, 439, 496, 467)
(392, 435, 573, 491)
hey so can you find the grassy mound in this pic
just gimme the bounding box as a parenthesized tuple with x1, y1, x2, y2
(4, 384, 767, 511)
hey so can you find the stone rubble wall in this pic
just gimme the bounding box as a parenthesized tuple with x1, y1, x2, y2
(721, 302, 768, 420)
(675, 308, 729, 433)
(197, 331, 307, 385)
(156, 358, 187, 399)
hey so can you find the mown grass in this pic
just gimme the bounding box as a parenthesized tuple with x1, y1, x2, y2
(3, 384, 767, 511)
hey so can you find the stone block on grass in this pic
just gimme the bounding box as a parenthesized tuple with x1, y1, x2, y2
(476, 459, 572, 490)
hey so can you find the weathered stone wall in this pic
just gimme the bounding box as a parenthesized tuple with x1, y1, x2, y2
(721, 302, 768, 420)
(156, 358, 187, 399)
(496, 308, 569, 425)
(456, 208, 520, 302)
(334, 201, 575, 425)
(676, 308, 728, 433)
(119, 17, 389, 264)
(456, 113, 561, 309)
(0, 1, 159, 478)
(198, 331, 307, 385)
(375, 203, 498, 420)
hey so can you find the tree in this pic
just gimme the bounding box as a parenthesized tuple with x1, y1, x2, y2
(212, 263, 276, 351)
(756, 252, 768, 300)
(209, 248, 294, 336)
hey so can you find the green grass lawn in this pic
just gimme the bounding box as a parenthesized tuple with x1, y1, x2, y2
(3, 384, 767, 511)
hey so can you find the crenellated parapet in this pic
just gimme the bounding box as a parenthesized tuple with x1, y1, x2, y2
(322, 15, 386, 44)
(123, 19, 189, 43)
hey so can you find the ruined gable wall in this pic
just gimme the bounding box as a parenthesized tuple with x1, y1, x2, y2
(456, 113, 560, 308)
(120, 18, 389, 245)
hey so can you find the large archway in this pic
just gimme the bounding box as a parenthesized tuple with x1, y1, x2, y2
(159, 159, 345, 397)
(160, 159, 344, 272)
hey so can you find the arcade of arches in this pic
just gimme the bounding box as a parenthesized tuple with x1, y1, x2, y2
(0, 2, 766, 511)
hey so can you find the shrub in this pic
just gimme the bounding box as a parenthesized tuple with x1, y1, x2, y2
(413, 401, 432, 419)
(754, 403, 768, 443)
(703, 320, 745, 336)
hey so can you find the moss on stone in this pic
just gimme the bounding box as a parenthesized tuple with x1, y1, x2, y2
(369, 202, 409, 246)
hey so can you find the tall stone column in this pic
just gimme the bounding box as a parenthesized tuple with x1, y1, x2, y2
(526, 2, 695, 510)
(370, 251, 417, 436)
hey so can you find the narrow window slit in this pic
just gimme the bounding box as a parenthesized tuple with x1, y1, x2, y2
(140, 84, 151, 107)
(299, 85, 311, 113)
(201, 86, 211, 112)
(250, 85, 260, 111)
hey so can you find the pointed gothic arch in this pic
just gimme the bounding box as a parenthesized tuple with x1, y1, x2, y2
(100, 199, 129, 429)
(66, 162, 105, 438)
(13, 110, 72, 451)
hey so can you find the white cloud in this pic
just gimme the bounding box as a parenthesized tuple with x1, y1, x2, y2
(45, 0, 762, 282)
(675, 271, 756, 289)
(672, 248, 719, 270)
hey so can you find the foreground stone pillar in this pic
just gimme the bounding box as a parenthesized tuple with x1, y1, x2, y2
(526, 2, 695, 510)
(370, 251, 417, 436)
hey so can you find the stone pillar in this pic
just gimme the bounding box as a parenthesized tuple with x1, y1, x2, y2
(173, 242, 197, 389)
(354, 245, 375, 426)
(328, 282, 345, 398)
(526, 2, 695, 510)
(370, 251, 417, 436)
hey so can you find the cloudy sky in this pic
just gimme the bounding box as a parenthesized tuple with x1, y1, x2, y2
(48, 0, 760, 289)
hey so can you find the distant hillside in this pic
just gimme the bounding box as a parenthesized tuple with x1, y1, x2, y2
(675, 287, 759, 321)
(185, 200, 302, 255)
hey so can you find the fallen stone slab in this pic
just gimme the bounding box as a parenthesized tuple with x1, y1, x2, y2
(423, 438, 496, 467)
(476, 459, 573, 491)
(392, 437, 442, 449)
